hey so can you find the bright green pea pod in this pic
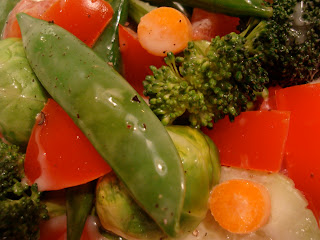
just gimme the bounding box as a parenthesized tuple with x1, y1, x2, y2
(0, 38, 48, 147)
(17, 13, 185, 237)
(93, 0, 129, 72)
(66, 182, 95, 240)
(95, 126, 220, 239)
(145, 0, 273, 18)
(0, 0, 20, 37)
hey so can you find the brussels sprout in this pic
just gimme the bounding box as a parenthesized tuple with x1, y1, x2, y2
(0, 38, 48, 147)
(96, 126, 220, 239)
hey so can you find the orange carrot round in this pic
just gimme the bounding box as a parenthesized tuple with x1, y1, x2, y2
(137, 7, 193, 57)
(209, 179, 271, 234)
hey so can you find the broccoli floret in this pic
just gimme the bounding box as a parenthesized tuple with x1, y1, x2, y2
(144, 34, 268, 128)
(143, 0, 320, 127)
(0, 140, 48, 240)
(241, 0, 320, 86)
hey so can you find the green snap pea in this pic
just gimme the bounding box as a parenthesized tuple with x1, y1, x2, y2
(145, 0, 273, 18)
(66, 182, 95, 240)
(17, 13, 185, 238)
(93, 0, 129, 72)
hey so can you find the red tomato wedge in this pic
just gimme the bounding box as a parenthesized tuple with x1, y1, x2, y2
(119, 24, 165, 97)
(276, 83, 320, 221)
(2, 0, 57, 39)
(191, 8, 240, 41)
(202, 111, 291, 172)
(41, 0, 113, 47)
(25, 99, 111, 191)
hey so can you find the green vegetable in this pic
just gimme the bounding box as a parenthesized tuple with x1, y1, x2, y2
(143, 37, 268, 128)
(95, 126, 220, 239)
(0, 140, 48, 240)
(0, 0, 20, 36)
(0, 38, 48, 147)
(66, 182, 95, 240)
(144, 0, 320, 127)
(144, 0, 273, 18)
(96, 172, 166, 240)
(17, 13, 185, 237)
(93, 0, 129, 72)
(239, 0, 320, 86)
(128, 0, 157, 24)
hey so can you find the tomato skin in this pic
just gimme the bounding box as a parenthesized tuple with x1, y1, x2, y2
(25, 99, 112, 191)
(41, 0, 114, 47)
(191, 8, 239, 41)
(202, 111, 291, 172)
(3, 0, 113, 47)
(118, 24, 165, 97)
(276, 83, 320, 221)
(2, 0, 57, 39)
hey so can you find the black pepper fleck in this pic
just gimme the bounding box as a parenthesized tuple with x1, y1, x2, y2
(132, 95, 141, 103)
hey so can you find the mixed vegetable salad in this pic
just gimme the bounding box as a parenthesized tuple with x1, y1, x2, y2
(0, 0, 320, 239)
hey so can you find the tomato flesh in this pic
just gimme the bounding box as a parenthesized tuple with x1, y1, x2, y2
(42, 0, 113, 47)
(203, 111, 291, 172)
(276, 83, 320, 221)
(24, 99, 111, 191)
(119, 24, 165, 97)
(191, 8, 239, 41)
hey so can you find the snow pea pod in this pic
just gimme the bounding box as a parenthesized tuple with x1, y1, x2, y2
(66, 182, 95, 240)
(17, 13, 185, 237)
(93, 0, 129, 72)
(145, 0, 273, 18)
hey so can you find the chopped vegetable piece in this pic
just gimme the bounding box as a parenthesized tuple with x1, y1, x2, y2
(210, 179, 271, 234)
(275, 83, 320, 221)
(41, 0, 114, 47)
(191, 8, 239, 41)
(92, 0, 128, 71)
(0, 0, 20, 36)
(119, 24, 164, 96)
(24, 99, 112, 191)
(137, 7, 192, 56)
(2, 0, 57, 39)
(185, 166, 320, 239)
(18, 13, 185, 237)
(202, 111, 291, 172)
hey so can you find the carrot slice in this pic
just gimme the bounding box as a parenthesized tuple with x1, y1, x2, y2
(210, 179, 271, 234)
(137, 7, 193, 57)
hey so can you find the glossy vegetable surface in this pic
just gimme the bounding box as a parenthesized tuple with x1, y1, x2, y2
(2, 0, 56, 39)
(144, 0, 273, 18)
(276, 83, 320, 221)
(191, 8, 239, 40)
(41, 0, 114, 47)
(93, 0, 129, 71)
(137, 7, 193, 56)
(118, 24, 164, 96)
(96, 126, 220, 239)
(0, 38, 47, 147)
(203, 110, 291, 172)
(18, 13, 185, 237)
(0, 0, 20, 35)
(24, 99, 111, 191)
(66, 182, 95, 240)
